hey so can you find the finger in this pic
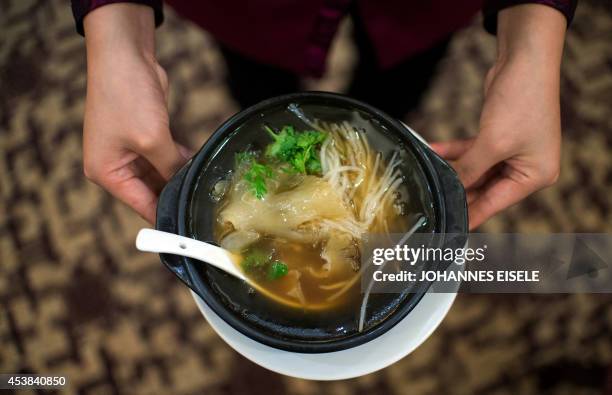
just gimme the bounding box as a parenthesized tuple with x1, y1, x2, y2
(464, 165, 505, 208)
(463, 162, 504, 191)
(468, 176, 536, 230)
(102, 176, 158, 224)
(466, 189, 479, 205)
(176, 143, 195, 160)
(140, 137, 188, 181)
(453, 139, 503, 189)
(129, 156, 166, 195)
(430, 138, 476, 161)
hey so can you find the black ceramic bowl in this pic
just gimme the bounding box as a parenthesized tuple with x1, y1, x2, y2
(155, 92, 467, 353)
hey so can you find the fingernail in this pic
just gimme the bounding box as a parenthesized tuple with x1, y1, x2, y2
(178, 145, 194, 160)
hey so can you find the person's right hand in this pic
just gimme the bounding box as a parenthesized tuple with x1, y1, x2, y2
(83, 4, 190, 224)
(430, 4, 566, 230)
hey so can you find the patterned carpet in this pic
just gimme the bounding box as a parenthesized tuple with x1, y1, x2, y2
(1, 0, 611, 394)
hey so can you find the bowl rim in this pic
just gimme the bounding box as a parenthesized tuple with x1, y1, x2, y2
(173, 91, 449, 353)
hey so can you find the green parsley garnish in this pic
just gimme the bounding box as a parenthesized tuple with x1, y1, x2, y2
(243, 161, 274, 200)
(268, 260, 289, 280)
(234, 124, 326, 199)
(265, 125, 298, 161)
(235, 151, 257, 166)
(264, 125, 326, 175)
(241, 250, 288, 281)
(241, 249, 271, 272)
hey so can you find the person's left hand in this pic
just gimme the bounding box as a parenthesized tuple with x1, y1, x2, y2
(431, 55, 561, 229)
(430, 4, 566, 230)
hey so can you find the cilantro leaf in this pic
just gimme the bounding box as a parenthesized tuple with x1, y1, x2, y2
(243, 161, 274, 199)
(306, 157, 322, 174)
(268, 260, 288, 280)
(265, 125, 297, 161)
(290, 148, 307, 174)
(297, 130, 326, 148)
(241, 251, 288, 281)
(264, 124, 326, 175)
(235, 151, 256, 166)
(241, 250, 272, 272)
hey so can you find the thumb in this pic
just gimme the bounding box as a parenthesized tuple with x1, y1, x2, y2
(139, 135, 189, 181)
(430, 138, 475, 161)
(453, 139, 501, 189)
(176, 143, 195, 160)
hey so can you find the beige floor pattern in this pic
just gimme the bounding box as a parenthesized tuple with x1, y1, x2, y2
(1, 0, 611, 394)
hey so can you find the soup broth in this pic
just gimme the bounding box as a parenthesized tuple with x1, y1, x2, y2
(190, 101, 436, 341)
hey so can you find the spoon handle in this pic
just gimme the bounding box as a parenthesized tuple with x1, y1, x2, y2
(136, 228, 246, 281)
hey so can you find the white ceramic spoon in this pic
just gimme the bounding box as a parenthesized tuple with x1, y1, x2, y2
(135, 228, 247, 281)
(135, 228, 342, 310)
